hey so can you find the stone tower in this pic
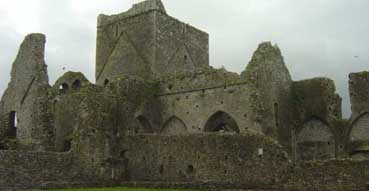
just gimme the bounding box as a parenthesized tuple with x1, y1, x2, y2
(95, 0, 209, 84)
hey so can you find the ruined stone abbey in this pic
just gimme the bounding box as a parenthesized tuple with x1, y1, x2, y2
(1, 0, 369, 190)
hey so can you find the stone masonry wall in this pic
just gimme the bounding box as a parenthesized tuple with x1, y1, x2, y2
(155, 81, 255, 135)
(0, 34, 53, 151)
(348, 72, 369, 157)
(153, 11, 209, 76)
(119, 134, 290, 190)
(51, 72, 91, 152)
(0, 150, 102, 190)
(96, 0, 208, 84)
(349, 72, 369, 118)
(241, 42, 293, 149)
(291, 78, 343, 161)
(96, 11, 156, 83)
(285, 160, 369, 191)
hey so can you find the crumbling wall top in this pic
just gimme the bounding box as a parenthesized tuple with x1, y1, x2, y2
(349, 71, 369, 117)
(98, 0, 166, 27)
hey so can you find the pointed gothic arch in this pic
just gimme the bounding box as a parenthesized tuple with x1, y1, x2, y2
(349, 112, 369, 159)
(161, 116, 187, 135)
(296, 116, 335, 161)
(350, 112, 369, 142)
(204, 111, 240, 133)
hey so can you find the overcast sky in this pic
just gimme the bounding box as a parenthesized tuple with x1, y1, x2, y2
(0, 0, 368, 117)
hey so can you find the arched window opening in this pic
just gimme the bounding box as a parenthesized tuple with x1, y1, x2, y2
(204, 111, 240, 133)
(53, 99, 59, 112)
(136, 116, 154, 134)
(72, 79, 81, 90)
(7, 111, 17, 138)
(59, 83, 69, 93)
(161, 116, 187, 135)
(62, 139, 72, 152)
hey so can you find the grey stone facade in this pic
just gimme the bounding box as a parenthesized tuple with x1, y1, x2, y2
(1, 0, 369, 190)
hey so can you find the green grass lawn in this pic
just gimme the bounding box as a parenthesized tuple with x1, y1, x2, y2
(48, 187, 199, 191)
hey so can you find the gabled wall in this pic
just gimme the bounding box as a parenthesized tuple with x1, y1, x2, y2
(0, 34, 53, 151)
(95, 0, 208, 84)
(241, 42, 293, 148)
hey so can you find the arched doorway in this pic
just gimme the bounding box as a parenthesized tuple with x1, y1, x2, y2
(296, 117, 335, 161)
(161, 116, 187, 135)
(204, 111, 240, 133)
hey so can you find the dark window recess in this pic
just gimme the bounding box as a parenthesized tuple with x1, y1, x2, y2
(204, 111, 240, 133)
(120, 150, 127, 158)
(7, 111, 17, 138)
(59, 83, 69, 93)
(168, 84, 173, 90)
(187, 165, 194, 174)
(274, 103, 279, 127)
(104, 79, 109, 87)
(72, 79, 81, 89)
(159, 165, 164, 174)
(184, 55, 187, 60)
(63, 139, 72, 152)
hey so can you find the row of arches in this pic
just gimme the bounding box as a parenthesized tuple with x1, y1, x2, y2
(136, 111, 240, 135)
(296, 113, 369, 161)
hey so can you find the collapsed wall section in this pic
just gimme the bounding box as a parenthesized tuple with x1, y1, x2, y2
(349, 71, 369, 117)
(0, 34, 53, 151)
(51, 72, 91, 152)
(241, 42, 293, 147)
(71, 76, 160, 180)
(348, 72, 369, 159)
(291, 78, 342, 161)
